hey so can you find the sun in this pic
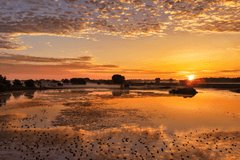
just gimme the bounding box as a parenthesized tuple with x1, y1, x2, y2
(187, 74, 195, 81)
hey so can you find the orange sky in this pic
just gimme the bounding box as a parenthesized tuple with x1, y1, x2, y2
(0, 0, 239, 80)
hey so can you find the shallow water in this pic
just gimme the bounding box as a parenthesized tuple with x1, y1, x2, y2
(0, 89, 240, 160)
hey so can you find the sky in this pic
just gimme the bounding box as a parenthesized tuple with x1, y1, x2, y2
(0, 0, 239, 80)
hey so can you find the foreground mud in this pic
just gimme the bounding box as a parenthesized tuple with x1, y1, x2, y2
(0, 126, 240, 160)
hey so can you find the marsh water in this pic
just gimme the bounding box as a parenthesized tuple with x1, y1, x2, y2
(0, 89, 240, 160)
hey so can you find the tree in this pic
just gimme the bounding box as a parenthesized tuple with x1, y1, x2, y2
(70, 78, 86, 85)
(13, 79, 22, 87)
(12, 79, 23, 90)
(0, 75, 5, 83)
(24, 79, 36, 88)
(112, 74, 125, 84)
(155, 78, 161, 85)
(0, 75, 11, 92)
(62, 79, 70, 84)
(57, 82, 63, 86)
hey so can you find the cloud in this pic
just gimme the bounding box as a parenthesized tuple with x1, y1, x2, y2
(1, 52, 239, 79)
(0, 52, 93, 64)
(81, 69, 176, 75)
(0, 0, 239, 49)
(0, 52, 185, 79)
(0, 52, 178, 79)
(220, 69, 240, 73)
(46, 42, 53, 47)
(0, 34, 26, 50)
(173, 0, 240, 33)
(0, 52, 119, 78)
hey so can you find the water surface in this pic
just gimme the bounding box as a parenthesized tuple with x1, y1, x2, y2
(0, 89, 239, 160)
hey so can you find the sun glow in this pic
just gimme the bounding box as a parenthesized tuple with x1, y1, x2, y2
(187, 74, 195, 81)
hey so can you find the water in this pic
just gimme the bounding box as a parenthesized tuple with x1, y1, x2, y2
(0, 89, 239, 159)
(1, 89, 239, 131)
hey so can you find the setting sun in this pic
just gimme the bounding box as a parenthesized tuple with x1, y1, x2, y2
(187, 74, 195, 81)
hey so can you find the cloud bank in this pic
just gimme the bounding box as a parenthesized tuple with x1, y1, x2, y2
(0, 52, 180, 79)
(0, 52, 119, 79)
(1, 52, 239, 79)
(0, 0, 239, 49)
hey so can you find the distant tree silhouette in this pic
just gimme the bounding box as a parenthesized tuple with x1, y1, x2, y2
(51, 80, 58, 83)
(70, 78, 86, 85)
(123, 83, 130, 89)
(24, 79, 36, 88)
(84, 78, 90, 82)
(203, 77, 240, 82)
(57, 82, 62, 86)
(155, 78, 161, 85)
(0, 75, 6, 82)
(13, 79, 22, 87)
(0, 75, 11, 92)
(62, 79, 70, 84)
(112, 74, 125, 84)
(12, 79, 23, 90)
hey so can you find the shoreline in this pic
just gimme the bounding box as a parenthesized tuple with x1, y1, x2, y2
(1, 84, 240, 95)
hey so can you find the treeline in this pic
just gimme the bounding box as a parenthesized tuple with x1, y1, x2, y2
(63, 74, 126, 85)
(1, 73, 173, 92)
(62, 78, 88, 85)
(0, 75, 37, 92)
(0, 74, 129, 92)
(0, 75, 89, 92)
(199, 77, 240, 83)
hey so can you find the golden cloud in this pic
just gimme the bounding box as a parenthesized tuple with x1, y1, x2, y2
(0, 0, 239, 49)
